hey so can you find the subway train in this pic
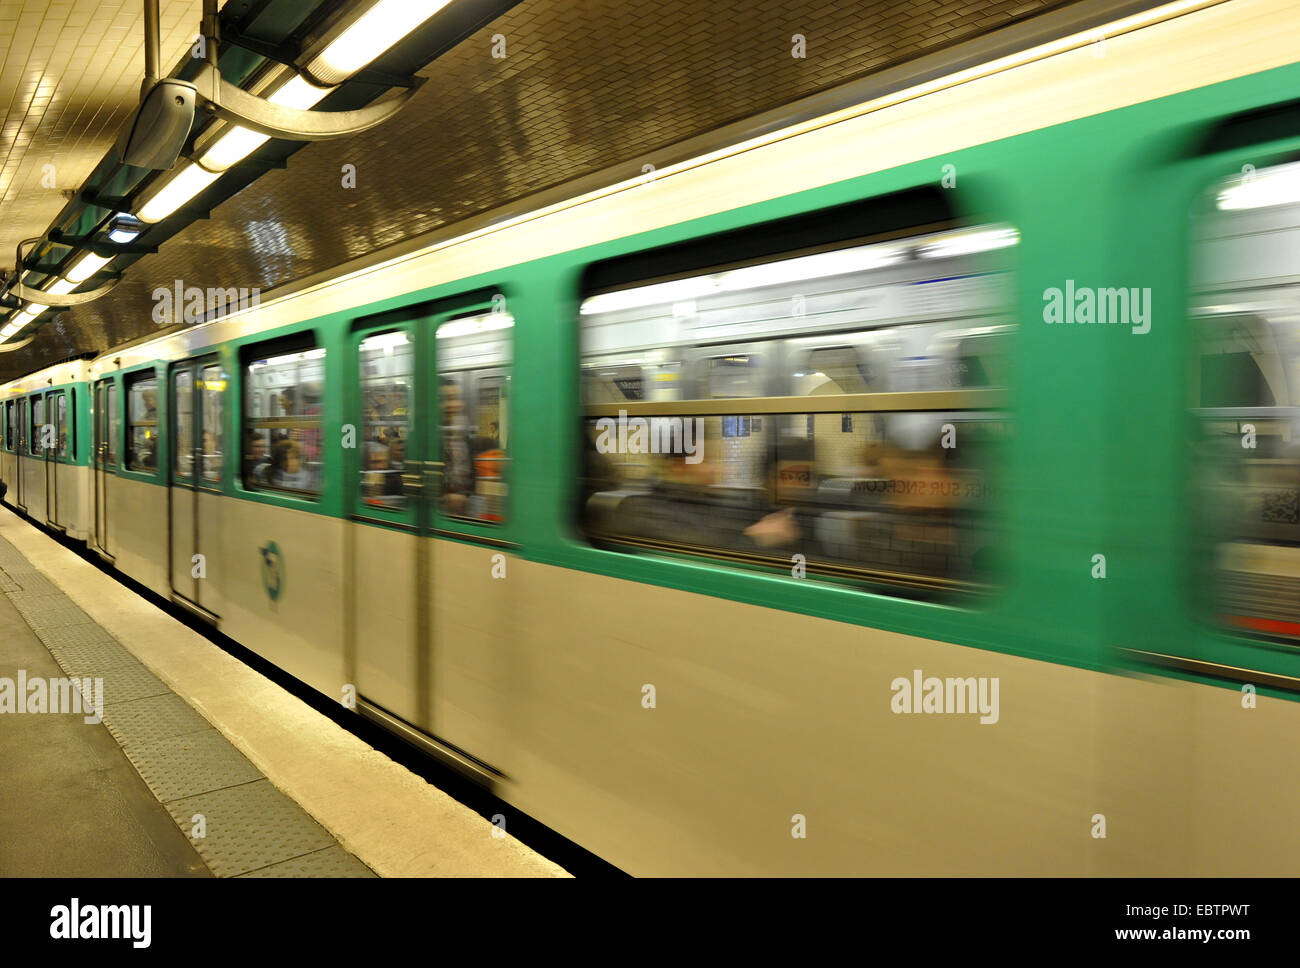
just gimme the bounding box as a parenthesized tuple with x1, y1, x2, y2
(3, 0, 1300, 875)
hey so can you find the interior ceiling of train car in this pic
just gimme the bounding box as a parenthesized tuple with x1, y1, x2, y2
(0, 0, 1166, 381)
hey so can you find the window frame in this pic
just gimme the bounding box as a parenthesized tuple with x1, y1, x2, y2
(170, 363, 196, 485)
(1185, 149, 1300, 655)
(352, 321, 417, 528)
(431, 294, 514, 537)
(123, 368, 162, 478)
(50, 389, 70, 462)
(16, 396, 27, 457)
(198, 359, 225, 489)
(94, 377, 120, 471)
(29, 393, 45, 457)
(239, 332, 324, 503)
(576, 208, 1015, 599)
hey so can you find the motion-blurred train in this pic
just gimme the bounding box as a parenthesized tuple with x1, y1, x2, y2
(3, 0, 1300, 874)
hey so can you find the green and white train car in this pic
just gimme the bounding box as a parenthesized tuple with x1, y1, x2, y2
(3, 0, 1300, 874)
(1, 358, 93, 541)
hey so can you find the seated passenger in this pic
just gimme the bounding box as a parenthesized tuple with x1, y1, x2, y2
(201, 430, 221, 481)
(440, 382, 475, 515)
(744, 435, 813, 550)
(473, 421, 501, 454)
(386, 437, 406, 497)
(136, 434, 156, 471)
(268, 439, 313, 491)
(243, 430, 270, 484)
(362, 441, 399, 501)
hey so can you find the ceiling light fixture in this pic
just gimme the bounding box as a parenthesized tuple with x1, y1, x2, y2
(63, 251, 114, 284)
(135, 163, 222, 223)
(199, 76, 335, 171)
(310, 0, 454, 84)
(107, 214, 146, 243)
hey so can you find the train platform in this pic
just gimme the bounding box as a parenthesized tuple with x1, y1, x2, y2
(0, 507, 565, 878)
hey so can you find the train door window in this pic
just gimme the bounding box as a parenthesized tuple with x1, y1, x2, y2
(126, 373, 159, 472)
(579, 221, 1017, 597)
(3, 400, 11, 450)
(106, 382, 119, 467)
(1190, 159, 1300, 641)
(53, 391, 69, 460)
(244, 339, 324, 497)
(436, 309, 512, 523)
(173, 369, 194, 480)
(30, 394, 45, 456)
(200, 364, 224, 484)
(17, 398, 27, 454)
(358, 330, 412, 511)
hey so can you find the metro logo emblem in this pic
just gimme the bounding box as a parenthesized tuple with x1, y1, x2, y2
(259, 541, 284, 602)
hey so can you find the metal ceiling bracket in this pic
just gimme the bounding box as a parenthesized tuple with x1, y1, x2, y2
(190, 61, 424, 142)
(0, 335, 38, 352)
(46, 232, 158, 259)
(9, 239, 121, 308)
(11, 278, 120, 307)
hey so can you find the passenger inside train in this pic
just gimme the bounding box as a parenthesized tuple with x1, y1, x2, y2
(243, 430, 269, 483)
(440, 380, 476, 516)
(578, 224, 1012, 593)
(268, 439, 314, 491)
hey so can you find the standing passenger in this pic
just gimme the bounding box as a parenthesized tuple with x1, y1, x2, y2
(440, 381, 475, 515)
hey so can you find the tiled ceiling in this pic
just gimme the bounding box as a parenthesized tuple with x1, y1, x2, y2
(1, 0, 1089, 379)
(0, 0, 202, 264)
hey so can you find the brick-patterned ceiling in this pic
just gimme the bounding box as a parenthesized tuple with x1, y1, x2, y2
(2, 0, 1085, 379)
(0, 0, 202, 267)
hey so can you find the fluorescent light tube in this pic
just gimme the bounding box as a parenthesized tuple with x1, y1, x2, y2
(136, 164, 221, 223)
(62, 249, 114, 284)
(201, 76, 334, 171)
(310, 0, 453, 85)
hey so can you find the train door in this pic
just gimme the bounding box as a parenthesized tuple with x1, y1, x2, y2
(14, 396, 26, 512)
(27, 393, 46, 522)
(168, 358, 222, 619)
(41, 391, 54, 527)
(45, 389, 70, 532)
(424, 302, 513, 778)
(349, 322, 422, 725)
(93, 379, 118, 560)
(347, 300, 510, 782)
(1, 401, 12, 503)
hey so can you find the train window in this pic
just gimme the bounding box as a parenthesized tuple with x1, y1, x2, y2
(1190, 159, 1300, 641)
(126, 373, 159, 472)
(106, 382, 119, 467)
(3, 401, 11, 450)
(173, 369, 194, 480)
(94, 381, 115, 470)
(244, 342, 324, 497)
(53, 391, 69, 460)
(359, 330, 412, 511)
(200, 364, 223, 484)
(579, 222, 1016, 596)
(437, 310, 511, 523)
(30, 394, 45, 456)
